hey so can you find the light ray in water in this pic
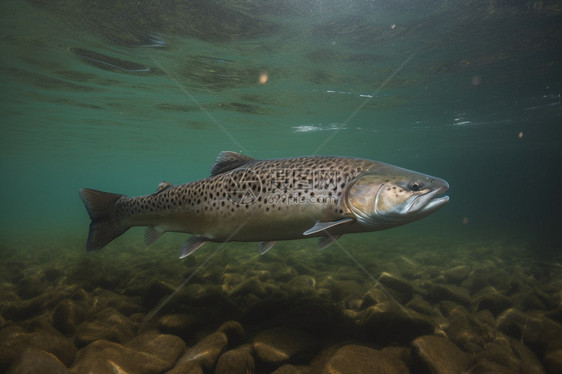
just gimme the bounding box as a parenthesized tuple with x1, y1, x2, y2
(149, 56, 251, 157)
(313, 52, 416, 155)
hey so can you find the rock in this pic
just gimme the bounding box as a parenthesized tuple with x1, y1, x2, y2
(52, 299, 84, 335)
(512, 288, 551, 311)
(7, 348, 69, 374)
(253, 327, 317, 365)
(442, 265, 471, 284)
(497, 308, 562, 355)
(461, 270, 490, 294)
(271, 364, 311, 374)
(544, 349, 562, 374)
(70, 339, 170, 374)
(445, 306, 492, 353)
(158, 313, 197, 336)
(0, 326, 76, 368)
(143, 280, 175, 309)
(171, 331, 227, 371)
(75, 308, 136, 347)
(361, 287, 388, 309)
(277, 302, 337, 335)
(475, 309, 496, 328)
(377, 272, 414, 304)
(330, 280, 364, 302)
(125, 330, 186, 367)
(359, 302, 434, 345)
(90, 289, 145, 316)
(473, 286, 512, 316)
(17, 275, 48, 299)
(262, 262, 297, 282)
(412, 335, 469, 374)
(217, 320, 246, 348)
(426, 283, 471, 307)
(471, 334, 545, 374)
(286, 275, 316, 297)
(229, 277, 267, 298)
(325, 344, 409, 374)
(215, 345, 255, 374)
(406, 295, 441, 317)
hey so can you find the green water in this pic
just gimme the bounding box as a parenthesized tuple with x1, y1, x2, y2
(1, 1, 561, 372)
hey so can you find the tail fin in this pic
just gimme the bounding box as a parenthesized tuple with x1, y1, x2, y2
(79, 188, 129, 251)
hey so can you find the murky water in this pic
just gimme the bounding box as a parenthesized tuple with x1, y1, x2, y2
(1, 1, 561, 373)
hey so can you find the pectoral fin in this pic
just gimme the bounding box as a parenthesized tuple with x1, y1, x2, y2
(179, 236, 207, 259)
(318, 234, 342, 250)
(259, 241, 277, 255)
(303, 218, 354, 236)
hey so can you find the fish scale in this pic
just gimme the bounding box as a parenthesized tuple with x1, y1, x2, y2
(80, 151, 449, 258)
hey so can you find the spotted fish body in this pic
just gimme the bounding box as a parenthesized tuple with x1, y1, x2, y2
(80, 152, 449, 258)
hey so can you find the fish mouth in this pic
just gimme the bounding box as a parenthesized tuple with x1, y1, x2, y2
(406, 181, 450, 215)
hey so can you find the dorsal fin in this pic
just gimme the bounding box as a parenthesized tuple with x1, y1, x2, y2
(210, 151, 255, 176)
(156, 181, 173, 194)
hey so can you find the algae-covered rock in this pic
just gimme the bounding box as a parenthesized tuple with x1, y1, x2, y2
(125, 330, 186, 368)
(172, 331, 228, 371)
(412, 335, 469, 374)
(325, 344, 409, 374)
(7, 348, 69, 374)
(360, 301, 434, 344)
(215, 344, 255, 374)
(253, 327, 318, 365)
(70, 339, 170, 374)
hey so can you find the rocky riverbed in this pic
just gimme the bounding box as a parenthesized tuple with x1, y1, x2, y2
(1, 231, 561, 373)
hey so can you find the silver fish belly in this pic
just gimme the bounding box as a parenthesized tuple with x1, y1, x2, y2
(80, 151, 449, 258)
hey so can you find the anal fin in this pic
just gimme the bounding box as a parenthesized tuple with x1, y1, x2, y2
(179, 236, 207, 259)
(259, 241, 277, 255)
(145, 227, 165, 246)
(303, 218, 354, 236)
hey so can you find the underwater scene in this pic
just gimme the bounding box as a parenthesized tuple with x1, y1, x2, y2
(1, 0, 562, 373)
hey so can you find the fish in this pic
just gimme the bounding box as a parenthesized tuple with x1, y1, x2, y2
(79, 151, 449, 258)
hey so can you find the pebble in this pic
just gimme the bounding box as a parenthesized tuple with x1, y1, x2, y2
(215, 344, 255, 374)
(329, 280, 364, 302)
(442, 264, 471, 284)
(359, 301, 434, 344)
(52, 299, 84, 335)
(171, 331, 228, 371)
(7, 348, 69, 374)
(70, 339, 170, 374)
(286, 275, 316, 297)
(473, 286, 513, 316)
(253, 327, 318, 365)
(412, 335, 469, 374)
(75, 308, 136, 347)
(158, 313, 198, 336)
(445, 306, 494, 353)
(229, 277, 267, 298)
(125, 330, 186, 368)
(142, 280, 175, 309)
(217, 320, 246, 348)
(271, 364, 311, 374)
(0, 326, 76, 367)
(377, 272, 414, 303)
(425, 283, 471, 307)
(325, 344, 409, 374)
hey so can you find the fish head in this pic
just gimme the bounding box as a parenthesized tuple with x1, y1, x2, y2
(345, 163, 449, 229)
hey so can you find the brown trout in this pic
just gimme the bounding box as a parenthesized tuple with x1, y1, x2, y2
(80, 151, 449, 258)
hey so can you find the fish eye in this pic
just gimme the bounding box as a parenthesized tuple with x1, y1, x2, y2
(410, 182, 421, 191)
